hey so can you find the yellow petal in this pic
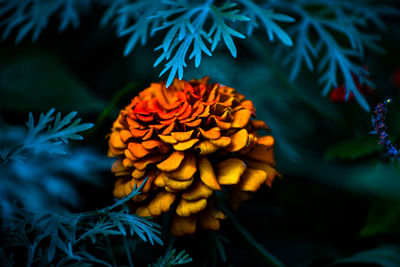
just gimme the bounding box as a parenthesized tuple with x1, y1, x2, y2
(154, 174, 166, 187)
(225, 129, 249, 152)
(244, 159, 277, 187)
(162, 173, 194, 190)
(132, 169, 146, 179)
(108, 144, 124, 156)
(168, 153, 197, 181)
(171, 215, 197, 236)
(199, 127, 221, 140)
(194, 140, 218, 155)
(198, 156, 221, 190)
(176, 198, 207, 217)
(136, 206, 151, 217)
(182, 180, 214, 201)
(156, 151, 185, 172)
(210, 136, 231, 147)
(199, 208, 226, 230)
(113, 178, 126, 198)
(133, 154, 166, 171)
(171, 130, 194, 142)
(217, 158, 246, 185)
(148, 191, 177, 216)
(238, 168, 267, 192)
(111, 160, 130, 176)
(158, 134, 178, 144)
(173, 139, 199, 151)
(165, 186, 180, 193)
(110, 131, 126, 149)
(232, 109, 251, 128)
(257, 136, 274, 147)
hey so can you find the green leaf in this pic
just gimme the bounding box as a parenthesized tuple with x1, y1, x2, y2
(325, 135, 380, 160)
(0, 49, 105, 113)
(332, 246, 400, 267)
(361, 199, 400, 238)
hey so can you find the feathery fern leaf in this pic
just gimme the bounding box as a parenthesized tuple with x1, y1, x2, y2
(0, 0, 90, 43)
(150, 249, 192, 267)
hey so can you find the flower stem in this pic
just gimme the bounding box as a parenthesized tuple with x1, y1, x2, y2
(225, 209, 285, 267)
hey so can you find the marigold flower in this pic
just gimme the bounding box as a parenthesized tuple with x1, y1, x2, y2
(108, 77, 278, 236)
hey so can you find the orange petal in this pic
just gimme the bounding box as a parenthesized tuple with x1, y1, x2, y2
(245, 145, 275, 166)
(198, 156, 221, 190)
(165, 186, 180, 193)
(158, 134, 178, 144)
(162, 174, 193, 191)
(199, 127, 221, 140)
(238, 168, 267, 192)
(110, 131, 126, 149)
(161, 121, 175, 135)
(217, 158, 246, 185)
(132, 169, 146, 179)
(171, 130, 194, 142)
(251, 119, 269, 130)
(182, 180, 214, 201)
(194, 140, 218, 155)
(122, 158, 134, 168)
(128, 143, 151, 158)
(257, 136, 274, 147)
(133, 154, 166, 171)
(168, 153, 197, 181)
(148, 191, 177, 216)
(240, 100, 255, 111)
(171, 215, 197, 236)
(210, 136, 231, 147)
(156, 151, 185, 172)
(124, 149, 139, 161)
(130, 128, 149, 138)
(232, 109, 251, 128)
(142, 127, 154, 140)
(119, 130, 133, 142)
(176, 198, 207, 217)
(225, 129, 249, 152)
(142, 140, 160, 150)
(185, 119, 202, 127)
(173, 138, 199, 151)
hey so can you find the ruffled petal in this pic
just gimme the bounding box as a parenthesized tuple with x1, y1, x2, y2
(171, 215, 197, 236)
(148, 191, 177, 216)
(217, 158, 246, 185)
(225, 129, 249, 152)
(238, 168, 267, 192)
(176, 198, 207, 217)
(198, 156, 221, 190)
(156, 151, 185, 172)
(182, 179, 214, 201)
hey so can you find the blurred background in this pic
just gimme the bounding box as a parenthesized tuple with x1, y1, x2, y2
(1, 1, 400, 266)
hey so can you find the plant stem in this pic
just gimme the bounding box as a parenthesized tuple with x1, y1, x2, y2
(224, 208, 285, 267)
(86, 82, 137, 136)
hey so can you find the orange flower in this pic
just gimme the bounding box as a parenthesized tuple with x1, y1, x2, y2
(108, 77, 278, 236)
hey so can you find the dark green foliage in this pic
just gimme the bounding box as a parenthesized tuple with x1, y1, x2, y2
(1, 0, 400, 266)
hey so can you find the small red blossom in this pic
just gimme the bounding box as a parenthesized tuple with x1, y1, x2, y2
(330, 72, 373, 102)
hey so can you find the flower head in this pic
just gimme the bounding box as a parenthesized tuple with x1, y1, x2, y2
(108, 77, 277, 235)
